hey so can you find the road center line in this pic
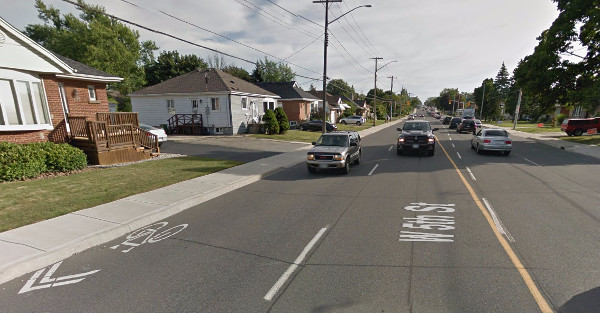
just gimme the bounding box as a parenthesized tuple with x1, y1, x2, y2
(388, 145, 393, 151)
(435, 136, 553, 313)
(264, 227, 328, 301)
(482, 198, 515, 243)
(457, 152, 462, 159)
(368, 164, 379, 176)
(465, 167, 476, 181)
(524, 158, 541, 167)
(451, 143, 455, 148)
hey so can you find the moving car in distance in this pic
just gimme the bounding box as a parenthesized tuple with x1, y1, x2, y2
(457, 119, 477, 133)
(396, 120, 438, 156)
(407, 114, 415, 120)
(139, 123, 168, 146)
(471, 128, 512, 155)
(339, 115, 366, 125)
(442, 116, 451, 124)
(306, 131, 361, 174)
(298, 120, 337, 132)
(449, 117, 462, 129)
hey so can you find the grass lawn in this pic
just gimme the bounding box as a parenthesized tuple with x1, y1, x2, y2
(0, 156, 242, 232)
(558, 135, 600, 146)
(485, 121, 562, 133)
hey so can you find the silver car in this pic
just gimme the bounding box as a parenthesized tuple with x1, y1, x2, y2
(471, 128, 512, 155)
(339, 115, 366, 125)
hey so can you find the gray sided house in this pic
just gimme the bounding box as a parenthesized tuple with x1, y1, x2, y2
(130, 68, 280, 135)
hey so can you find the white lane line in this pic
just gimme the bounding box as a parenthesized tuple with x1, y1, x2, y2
(264, 227, 328, 301)
(482, 198, 515, 243)
(388, 145, 393, 151)
(368, 164, 379, 176)
(524, 158, 541, 167)
(456, 152, 462, 159)
(449, 137, 452, 141)
(466, 167, 476, 181)
(451, 143, 455, 148)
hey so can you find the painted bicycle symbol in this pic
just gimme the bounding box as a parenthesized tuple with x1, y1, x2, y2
(110, 221, 188, 253)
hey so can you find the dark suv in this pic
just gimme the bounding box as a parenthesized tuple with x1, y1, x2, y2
(449, 117, 462, 129)
(298, 120, 337, 132)
(306, 131, 361, 174)
(457, 119, 476, 133)
(396, 120, 438, 156)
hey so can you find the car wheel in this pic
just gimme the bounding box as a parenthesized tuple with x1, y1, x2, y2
(574, 129, 583, 136)
(356, 122, 361, 126)
(504, 151, 511, 156)
(397, 149, 402, 156)
(471, 142, 475, 150)
(298, 126, 304, 131)
(341, 157, 350, 175)
(428, 147, 435, 156)
(353, 151, 361, 165)
(307, 166, 316, 173)
(476, 144, 482, 154)
(341, 121, 347, 124)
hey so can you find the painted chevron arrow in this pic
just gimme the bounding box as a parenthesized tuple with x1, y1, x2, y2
(18, 261, 100, 294)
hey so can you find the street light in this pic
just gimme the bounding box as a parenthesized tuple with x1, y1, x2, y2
(314, 1, 372, 133)
(371, 59, 396, 125)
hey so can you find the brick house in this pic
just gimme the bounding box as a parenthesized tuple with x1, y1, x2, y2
(0, 17, 122, 144)
(254, 81, 320, 127)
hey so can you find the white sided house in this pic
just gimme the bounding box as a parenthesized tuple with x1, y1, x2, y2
(130, 68, 280, 135)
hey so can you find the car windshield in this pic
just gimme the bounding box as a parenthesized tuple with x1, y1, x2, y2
(403, 122, 430, 131)
(485, 130, 508, 137)
(316, 135, 348, 146)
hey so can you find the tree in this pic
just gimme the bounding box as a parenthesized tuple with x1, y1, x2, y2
(251, 57, 295, 82)
(274, 107, 289, 134)
(144, 51, 208, 86)
(262, 109, 279, 134)
(25, 0, 158, 110)
(207, 53, 228, 70)
(327, 79, 355, 99)
(474, 79, 496, 120)
(222, 65, 252, 81)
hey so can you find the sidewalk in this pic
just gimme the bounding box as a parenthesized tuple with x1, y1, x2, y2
(482, 123, 600, 160)
(0, 118, 404, 285)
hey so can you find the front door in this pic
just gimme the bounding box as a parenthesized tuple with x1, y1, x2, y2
(58, 83, 70, 132)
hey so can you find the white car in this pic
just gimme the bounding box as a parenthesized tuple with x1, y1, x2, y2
(471, 128, 512, 155)
(139, 123, 168, 146)
(339, 115, 366, 125)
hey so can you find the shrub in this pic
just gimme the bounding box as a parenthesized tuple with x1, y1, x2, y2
(35, 142, 87, 172)
(263, 109, 279, 135)
(274, 107, 289, 134)
(555, 113, 567, 125)
(0, 142, 46, 181)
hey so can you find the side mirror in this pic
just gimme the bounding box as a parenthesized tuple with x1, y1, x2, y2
(350, 142, 357, 147)
(311, 141, 316, 145)
(433, 128, 439, 131)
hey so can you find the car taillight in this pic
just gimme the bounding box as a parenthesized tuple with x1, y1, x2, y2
(428, 138, 434, 143)
(483, 139, 491, 143)
(505, 140, 512, 144)
(398, 138, 405, 143)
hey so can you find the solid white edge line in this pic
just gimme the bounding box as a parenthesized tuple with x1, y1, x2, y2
(466, 167, 476, 181)
(482, 198, 515, 243)
(368, 164, 379, 176)
(264, 227, 328, 301)
(388, 145, 393, 151)
(524, 157, 541, 167)
(456, 152, 462, 159)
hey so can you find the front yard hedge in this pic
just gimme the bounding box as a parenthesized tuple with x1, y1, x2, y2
(0, 142, 87, 182)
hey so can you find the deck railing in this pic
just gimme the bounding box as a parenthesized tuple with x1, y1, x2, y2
(96, 112, 139, 126)
(167, 114, 203, 134)
(68, 115, 89, 138)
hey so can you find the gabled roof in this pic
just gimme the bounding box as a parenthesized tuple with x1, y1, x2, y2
(354, 99, 371, 109)
(130, 68, 278, 97)
(254, 81, 319, 101)
(55, 55, 122, 82)
(308, 90, 341, 107)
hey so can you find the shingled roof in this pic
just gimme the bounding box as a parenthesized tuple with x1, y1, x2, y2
(254, 82, 320, 100)
(130, 68, 277, 97)
(55, 55, 122, 80)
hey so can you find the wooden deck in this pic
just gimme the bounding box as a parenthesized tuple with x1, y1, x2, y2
(168, 114, 204, 135)
(68, 113, 160, 165)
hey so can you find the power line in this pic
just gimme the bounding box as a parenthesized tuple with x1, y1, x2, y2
(341, 2, 380, 57)
(329, 4, 378, 59)
(264, 0, 323, 28)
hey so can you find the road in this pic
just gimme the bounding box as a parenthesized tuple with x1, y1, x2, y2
(1, 114, 599, 312)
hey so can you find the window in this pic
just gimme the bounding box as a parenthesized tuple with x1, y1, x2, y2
(241, 97, 248, 110)
(0, 76, 51, 129)
(167, 99, 175, 114)
(88, 85, 97, 101)
(211, 98, 220, 111)
(191, 99, 198, 109)
(263, 101, 275, 112)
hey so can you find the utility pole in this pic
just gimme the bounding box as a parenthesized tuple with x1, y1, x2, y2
(513, 89, 522, 130)
(370, 57, 382, 126)
(388, 76, 394, 119)
(480, 82, 485, 120)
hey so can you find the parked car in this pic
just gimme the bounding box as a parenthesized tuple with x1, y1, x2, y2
(298, 120, 337, 132)
(407, 114, 415, 120)
(442, 116, 451, 124)
(306, 131, 361, 174)
(561, 117, 600, 136)
(139, 123, 168, 146)
(457, 119, 477, 133)
(339, 115, 366, 125)
(396, 120, 438, 156)
(471, 128, 512, 155)
(449, 117, 462, 129)
(434, 114, 441, 119)
(473, 119, 482, 128)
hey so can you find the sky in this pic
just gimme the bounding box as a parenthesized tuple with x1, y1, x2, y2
(1, 0, 560, 101)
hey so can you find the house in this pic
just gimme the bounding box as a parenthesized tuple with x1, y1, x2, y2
(308, 90, 343, 123)
(254, 81, 320, 127)
(130, 68, 280, 135)
(353, 99, 371, 118)
(0, 17, 123, 145)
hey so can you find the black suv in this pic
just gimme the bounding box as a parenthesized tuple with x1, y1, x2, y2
(396, 120, 438, 156)
(449, 117, 462, 129)
(306, 131, 361, 174)
(457, 119, 476, 134)
(298, 120, 337, 132)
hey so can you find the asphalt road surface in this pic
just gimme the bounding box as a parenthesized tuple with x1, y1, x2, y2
(1, 114, 599, 312)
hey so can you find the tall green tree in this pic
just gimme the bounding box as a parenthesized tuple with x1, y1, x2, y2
(24, 0, 158, 110)
(222, 65, 252, 81)
(144, 51, 207, 86)
(326, 78, 355, 99)
(474, 79, 496, 120)
(251, 58, 295, 82)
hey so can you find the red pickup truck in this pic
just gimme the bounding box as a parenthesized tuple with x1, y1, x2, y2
(561, 117, 600, 136)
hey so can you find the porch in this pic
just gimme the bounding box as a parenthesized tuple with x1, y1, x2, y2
(68, 112, 160, 165)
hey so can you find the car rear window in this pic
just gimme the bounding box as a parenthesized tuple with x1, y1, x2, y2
(485, 130, 508, 137)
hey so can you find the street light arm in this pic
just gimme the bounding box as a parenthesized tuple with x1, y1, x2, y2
(377, 60, 397, 71)
(329, 5, 372, 24)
